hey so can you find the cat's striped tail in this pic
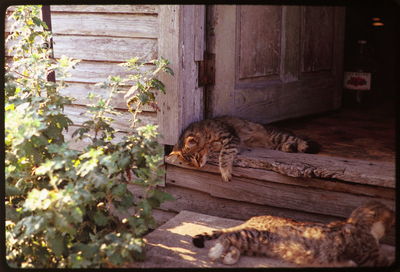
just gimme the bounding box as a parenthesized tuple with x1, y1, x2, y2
(192, 230, 224, 248)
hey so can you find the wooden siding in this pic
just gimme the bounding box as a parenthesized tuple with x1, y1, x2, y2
(48, 5, 160, 146)
(50, 5, 159, 14)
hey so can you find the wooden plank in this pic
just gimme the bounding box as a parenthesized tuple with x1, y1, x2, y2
(128, 183, 341, 224)
(128, 182, 395, 245)
(53, 35, 157, 62)
(165, 165, 394, 219)
(237, 6, 282, 79)
(234, 77, 337, 124)
(181, 6, 204, 133)
(209, 6, 344, 124)
(6, 6, 16, 12)
(5, 12, 14, 32)
(139, 211, 394, 268)
(206, 5, 236, 118)
(280, 6, 301, 83)
(156, 5, 205, 145)
(156, 5, 182, 145)
(165, 158, 394, 200)
(60, 60, 153, 84)
(194, 5, 205, 61)
(332, 6, 346, 109)
(64, 124, 127, 150)
(64, 105, 157, 132)
(273, 105, 395, 163)
(226, 148, 395, 188)
(50, 5, 159, 14)
(51, 13, 158, 38)
(300, 6, 334, 73)
(60, 82, 155, 112)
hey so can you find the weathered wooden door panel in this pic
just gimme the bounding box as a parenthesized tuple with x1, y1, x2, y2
(237, 6, 282, 80)
(301, 6, 335, 73)
(207, 5, 345, 124)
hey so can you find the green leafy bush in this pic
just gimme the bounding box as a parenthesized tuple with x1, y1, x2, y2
(5, 5, 174, 268)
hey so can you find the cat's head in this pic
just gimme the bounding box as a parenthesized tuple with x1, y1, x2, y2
(347, 201, 394, 240)
(167, 135, 208, 168)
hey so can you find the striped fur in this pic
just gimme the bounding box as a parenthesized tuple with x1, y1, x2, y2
(192, 201, 394, 267)
(168, 116, 319, 182)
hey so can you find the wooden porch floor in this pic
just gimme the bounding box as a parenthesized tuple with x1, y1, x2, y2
(273, 102, 395, 163)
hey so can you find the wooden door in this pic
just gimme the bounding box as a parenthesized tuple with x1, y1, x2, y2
(206, 5, 345, 123)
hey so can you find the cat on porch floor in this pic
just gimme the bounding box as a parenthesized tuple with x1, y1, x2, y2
(192, 201, 394, 267)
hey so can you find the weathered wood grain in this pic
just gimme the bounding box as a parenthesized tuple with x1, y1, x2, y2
(50, 5, 159, 14)
(332, 6, 346, 109)
(128, 183, 341, 224)
(194, 5, 205, 62)
(165, 157, 394, 199)
(51, 13, 158, 38)
(300, 6, 334, 73)
(181, 5, 204, 135)
(281, 6, 301, 83)
(234, 78, 337, 124)
(156, 5, 204, 145)
(237, 6, 282, 79)
(127, 182, 395, 245)
(60, 82, 156, 112)
(5, 13, 14, 32)
(53, 35, 157, 62)
(60, 60, 153, 84)
(206, 5, 236, 118)
(64, 105, 156, 132)
(156, 5, 181, 145)
(165, 165, 394, 218)
(273, 105, 395, 163)
(208, 6, 345, 124)
(64, 124, 127, 150)
(224, 148, 395, 188)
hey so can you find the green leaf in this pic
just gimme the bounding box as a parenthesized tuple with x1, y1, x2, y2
(32, 16, 43, 27)
(111, 183, 127, 197)
(93, 211, 109, 227)
(148, 189, 175, 202)
(47, 235, 67, 257)
(146, 197, 160, 209)
(55, 213, 76, 235)
(5, 184, 23, 197)
(108, 252, 124, 266)
(6, 205, 21, 222)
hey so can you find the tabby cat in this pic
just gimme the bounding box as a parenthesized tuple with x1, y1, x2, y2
(168, 116, 318, 181)
(192, 201, 394, 267)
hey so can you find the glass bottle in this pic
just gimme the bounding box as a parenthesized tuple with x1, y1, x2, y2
(343, 40, 374, 107)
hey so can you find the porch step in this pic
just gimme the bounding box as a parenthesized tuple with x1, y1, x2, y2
(129, 210, 395, 268)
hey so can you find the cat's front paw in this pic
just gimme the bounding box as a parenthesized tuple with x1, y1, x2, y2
(222, 246, 241, 265)
(209, 242, 224, 260)
(220, 168, 232, 182)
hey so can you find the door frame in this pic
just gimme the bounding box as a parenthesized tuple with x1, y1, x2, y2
(157, 5, 206, 145)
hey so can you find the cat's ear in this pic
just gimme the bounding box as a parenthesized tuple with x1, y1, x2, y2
(185, 136, 198, 148)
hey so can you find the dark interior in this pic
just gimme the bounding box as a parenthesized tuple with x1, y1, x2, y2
(273, 3, 398, 163)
